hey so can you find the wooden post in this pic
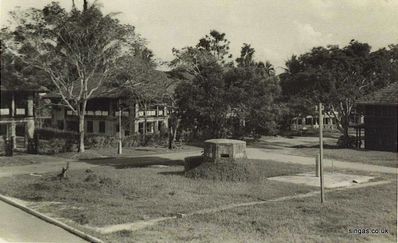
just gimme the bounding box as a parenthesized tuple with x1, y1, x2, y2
(10, 93, 16, 149)
(315, 153, 320, 177)
(118, 101, 122, 155)
(319, 103, 325, 203)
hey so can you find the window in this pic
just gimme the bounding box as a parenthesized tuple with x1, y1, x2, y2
(66, 121, 78, 132)
(99, 121, 106, 133)
(57, 120, 64, 130)
(138, 122, 143, 133)
(0, 124, 7, 135)
(146, 122, 153, 133)
(297, 119, 302, 125)
(16, 108, 26, 116)
(0, 108, 10, 116)
(87, 121, 93, 133)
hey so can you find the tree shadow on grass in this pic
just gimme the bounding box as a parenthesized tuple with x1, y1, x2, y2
(79, 156, 184, 169)
(158, 170, 185, 176)
(291, 144, 340, 149)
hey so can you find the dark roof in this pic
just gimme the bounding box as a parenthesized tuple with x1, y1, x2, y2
(0, 83, 48, 92)
(44, 84, 130, 99)
(358, 82, 398, 105)
(45, 70, 174, 100)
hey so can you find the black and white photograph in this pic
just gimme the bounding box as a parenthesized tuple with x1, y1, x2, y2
(0, 0, 397, 242)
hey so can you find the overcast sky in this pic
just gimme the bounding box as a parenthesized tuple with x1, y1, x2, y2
(1, 0, 397, 72)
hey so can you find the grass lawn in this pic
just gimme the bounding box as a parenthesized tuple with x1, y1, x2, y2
(0, 154, 69, 167)
(53, 145, 201, 160)
(115, 182, 397, 243)
(0, 155, 395, 242)
(0, 159, 314, 228)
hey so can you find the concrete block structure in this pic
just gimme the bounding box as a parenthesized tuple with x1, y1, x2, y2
(204, 139, 247, 162)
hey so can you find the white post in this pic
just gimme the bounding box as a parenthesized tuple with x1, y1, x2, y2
(319, 103, 325, 203)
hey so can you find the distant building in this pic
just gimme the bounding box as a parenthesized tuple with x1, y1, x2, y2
(0, 83, 47, 149)
(46, 85, 170, 137)
(290, 113, 338, 132)
(357, 82, 398, 152)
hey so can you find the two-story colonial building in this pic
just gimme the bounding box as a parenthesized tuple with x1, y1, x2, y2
(47, 85, 170, 137)
(0, 83, 47, 149)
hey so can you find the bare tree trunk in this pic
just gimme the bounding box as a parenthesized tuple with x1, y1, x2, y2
(341, 114, 351, 148)
(83, 0, 88, 11)
(78, 113, 85, 152)
(168, 113, 178, 149)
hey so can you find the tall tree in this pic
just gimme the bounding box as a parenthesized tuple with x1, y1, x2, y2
(112, 54, 172, 145)
(196, 30, 233, 66)
(280, 40, 397, 147)
(226, 44, 280, 138)
(4, 1, 147, 152)
(175, 59, 228, 138)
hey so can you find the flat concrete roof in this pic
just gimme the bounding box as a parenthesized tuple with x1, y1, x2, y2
(205, 139, 246, 144)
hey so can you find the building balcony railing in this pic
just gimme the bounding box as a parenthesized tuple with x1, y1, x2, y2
(64, 108, 168, 118)
(137, 110, 166, 117)
(115, 111, 130, 117)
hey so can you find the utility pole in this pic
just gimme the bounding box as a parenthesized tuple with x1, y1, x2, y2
(319, 103, 325, 203)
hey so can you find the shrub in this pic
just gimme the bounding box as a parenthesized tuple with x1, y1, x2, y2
(38, 138, 78, 154)
(35, 128, 79, 140)
(337, 135, 356, 148)
(35, 128, 169, 150)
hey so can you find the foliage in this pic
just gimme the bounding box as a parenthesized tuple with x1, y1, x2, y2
(280, 40, 398, 146)
(196, 30, 233, 66)
(35, 128, 167, 152)
(174, 39, 281, 139)
(3, 1, 149, 152)
(175, 60, 229, 138)
(225, 44, 281, 137)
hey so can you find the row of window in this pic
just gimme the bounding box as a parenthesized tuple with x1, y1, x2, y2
(57, 120, 165, 135)
(291, 117, 336, 125)
(65, 110, 167, 117)
(0, 108, 27, 116)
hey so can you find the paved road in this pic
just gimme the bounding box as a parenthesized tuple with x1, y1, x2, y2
(0, 200, 88, 243)
(246, 148, 397, 174)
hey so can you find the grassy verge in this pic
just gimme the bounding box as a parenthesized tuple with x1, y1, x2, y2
(0, 160, 314, 228)
(115, 182, 397, 243)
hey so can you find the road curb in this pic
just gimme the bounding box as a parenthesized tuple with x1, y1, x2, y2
(0, 194, 103, 243)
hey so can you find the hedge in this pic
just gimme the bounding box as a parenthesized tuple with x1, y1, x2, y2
(35, 128, 169, 152)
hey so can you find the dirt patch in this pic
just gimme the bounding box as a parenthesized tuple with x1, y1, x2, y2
(185, 159, 260, 182)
